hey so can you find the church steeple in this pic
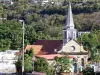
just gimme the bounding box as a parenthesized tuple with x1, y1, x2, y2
(63, 2, 77, 44)
(66, 2, 74, 29)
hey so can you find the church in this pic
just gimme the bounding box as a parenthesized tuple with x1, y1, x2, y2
(25, 2, 88, 72)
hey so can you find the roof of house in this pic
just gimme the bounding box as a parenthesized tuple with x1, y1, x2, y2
(36, 54, 74, 60)
(33, 40, 63, 55)
(25, 40, 63, 55)
(25, 45, 43, 55)
(32, 72, 46, 75)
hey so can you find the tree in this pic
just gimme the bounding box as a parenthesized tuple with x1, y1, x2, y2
(15, 57, 22, 73)
(78, 33, 98, 50)
(62, 0, 67, 6)
(25, 48, 33, 57)
(1, 0, 100, 52)
(25, 25, 37, 44)
(78, 31, 100, 62)
(54, 56, 71, 74)
(24, 54, 33, 72)
(0, 5, 4, 23)
(0, 39, 11, 51)
(15, 48, 34, 73)
(24, 14, 33, 24)
(83, 67, 95, 75)
(24, 48, 34, 72)
(0, 20, 22, 50)
(34, 57, 50, 74)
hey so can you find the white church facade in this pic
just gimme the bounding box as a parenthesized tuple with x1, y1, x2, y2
(59, 2, 88, 72)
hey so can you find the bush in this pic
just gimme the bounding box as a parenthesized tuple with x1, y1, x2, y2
(15, 57, 22, 73)
(24, 54, 33, 73)
(34, 57, 54, 75)
(82, 67, 95, 75)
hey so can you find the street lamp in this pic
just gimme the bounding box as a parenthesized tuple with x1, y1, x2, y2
(0, 18, 6, 20)
(0, 18, 6, 23)
(19, 20, 25, 73)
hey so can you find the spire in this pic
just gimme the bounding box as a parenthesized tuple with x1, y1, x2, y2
(66, 2, 74, 29)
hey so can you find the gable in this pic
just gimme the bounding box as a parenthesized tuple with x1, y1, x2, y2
(62, 39, 87, 53)
(65, 40, 81, 46)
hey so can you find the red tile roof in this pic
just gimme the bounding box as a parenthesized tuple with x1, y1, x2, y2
(32, 72, 46, 75)
(17, 40, 63, 56)
(36, 54, 74, 60)
(25, 45, 43, 55)
(17, 40, 62, 56)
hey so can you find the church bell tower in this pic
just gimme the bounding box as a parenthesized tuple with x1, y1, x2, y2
(63, 2, 77, 44)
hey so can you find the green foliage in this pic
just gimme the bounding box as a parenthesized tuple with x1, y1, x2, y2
(24, 14, 33, 24)
(25, 25, 37, 44)
(15, 57, 22, 68)
(78, 33, 98, 48)
(1, 1, 100, 51)
(46, 68, 54, 75)
(0, 5, 3, 18)
(26, 48, 33, 57)
(24, 54, 33, 72)
(15, 48, 34, 73)
(29, 48, 33, 57)
(15, 57, 22, 73)
(93, 54, 100, 62)
(0, 39, 11, 51)
(34, 57, 51, 75)
(24, 48, 34, 72)
(78, 31, 100, 62)
(82, 67, 95, 75)
(34, 57, 48, 72)
(54, 56, 71, 73)
(0, 20, 22, 50)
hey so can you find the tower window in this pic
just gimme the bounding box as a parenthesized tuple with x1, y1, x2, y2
(64, 31, 67, 39)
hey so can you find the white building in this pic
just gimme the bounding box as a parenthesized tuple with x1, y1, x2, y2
(0, 0, 13, 5)
(33, 0, 63, 5)
(0, 50, 19, 73)
(78, 31, 90, 37)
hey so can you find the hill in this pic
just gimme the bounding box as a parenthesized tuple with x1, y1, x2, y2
(0, 0, 100, 50)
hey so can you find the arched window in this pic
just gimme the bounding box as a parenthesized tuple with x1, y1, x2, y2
(81, 58, 84, 67)
(73, 58, 77, 73)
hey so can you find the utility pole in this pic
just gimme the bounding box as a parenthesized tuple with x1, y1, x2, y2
(19, 20, 25, 73)
(32, 56, 36, 72)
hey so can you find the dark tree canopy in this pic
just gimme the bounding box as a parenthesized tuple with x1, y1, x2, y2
(0, 0, 100, 51)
